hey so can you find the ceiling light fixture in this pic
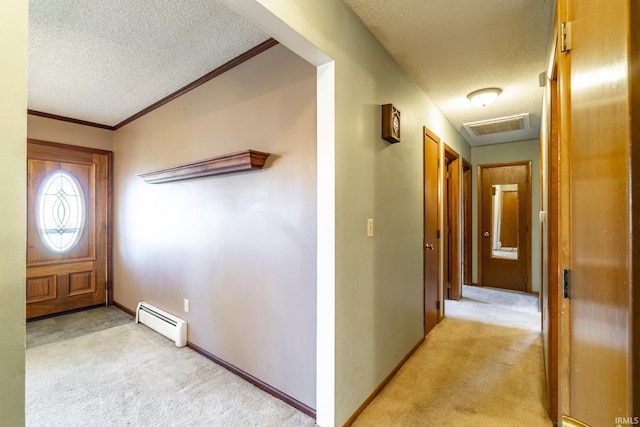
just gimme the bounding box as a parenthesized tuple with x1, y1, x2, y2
(467, 88, 502, 107)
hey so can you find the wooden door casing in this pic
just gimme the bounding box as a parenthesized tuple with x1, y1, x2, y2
(462, 159, 472, 287)
(478, 162, 531, 293)
(423, 127, 440, 335)
(26, 140, 111, 319)
(444, 144, 461, 301)
(545, 70, 562, 422)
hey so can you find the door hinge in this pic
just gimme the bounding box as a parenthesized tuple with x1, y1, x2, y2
(561, 21, 572, 53)
(525, 275, 528, 285)
(437, 229, 441, 239)
(436, 300, 440, 310)
(563, 269, 571, 299)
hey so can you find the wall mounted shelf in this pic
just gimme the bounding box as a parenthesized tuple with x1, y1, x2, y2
(138, 149, 271, 184)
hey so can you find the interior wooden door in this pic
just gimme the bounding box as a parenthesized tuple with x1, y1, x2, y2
(26, 140, 111, 319)
(423, 127, 440, 334)
(479, 162, 531, 292)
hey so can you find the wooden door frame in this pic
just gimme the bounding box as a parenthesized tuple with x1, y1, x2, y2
(543, 16, 569, 424)
(477, 161, 532, 293)
(545, 69, 561, 422)
(462, 159, 472, 287)
(444, 144, 461, 300)
(27, 138, 114, 306)
(556, 1, 572, 418)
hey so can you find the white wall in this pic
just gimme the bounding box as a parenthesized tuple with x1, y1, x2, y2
(471, 139, 541, 292)
(0, 1, 27, 424)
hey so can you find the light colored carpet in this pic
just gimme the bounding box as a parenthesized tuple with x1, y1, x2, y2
(353, 285, 552, 427)
(27, 306, 133, 349)
(26, 321, 316, 427)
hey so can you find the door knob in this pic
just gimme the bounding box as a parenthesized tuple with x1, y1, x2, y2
(483, 231, 490, 237)
(425, 244, 434, 250)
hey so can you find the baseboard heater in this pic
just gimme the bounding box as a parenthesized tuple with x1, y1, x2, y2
(135, 302, 187, 347)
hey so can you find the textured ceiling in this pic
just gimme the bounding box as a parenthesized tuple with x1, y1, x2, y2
(29, 0, 553, 145)
(345, 0, 554, 145)
(28, 0, 270, 127)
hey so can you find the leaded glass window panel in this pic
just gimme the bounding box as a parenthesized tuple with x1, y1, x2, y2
(37, 171, 86, 252)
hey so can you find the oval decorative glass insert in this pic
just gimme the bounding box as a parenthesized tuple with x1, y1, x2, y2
(37, 171, 86, 252)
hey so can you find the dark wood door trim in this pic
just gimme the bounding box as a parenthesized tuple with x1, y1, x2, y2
(444, 144, 461, 300)
(462, 159, 472, 287)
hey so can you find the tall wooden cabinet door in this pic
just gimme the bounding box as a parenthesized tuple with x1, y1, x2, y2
(26, 142, 110, 319)
(561, 0, 635, 424)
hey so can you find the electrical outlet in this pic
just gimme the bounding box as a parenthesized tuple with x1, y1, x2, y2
(367, 218, 374, 237)
(183, 298, 189, 313)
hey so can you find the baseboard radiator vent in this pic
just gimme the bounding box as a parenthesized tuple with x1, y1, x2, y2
(135, 302, 187, 347)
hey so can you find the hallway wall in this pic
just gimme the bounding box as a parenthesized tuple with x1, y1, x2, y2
(471, 139, 541, 292)
(0, 1, 27, 424)
(223, 1, 471, 424)
(112, 44, 318, 408)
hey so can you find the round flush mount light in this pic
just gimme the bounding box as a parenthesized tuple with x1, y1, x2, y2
(467, 88, 502, 107)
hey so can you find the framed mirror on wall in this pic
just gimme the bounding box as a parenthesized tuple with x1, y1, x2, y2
(491, 183, 519, 260)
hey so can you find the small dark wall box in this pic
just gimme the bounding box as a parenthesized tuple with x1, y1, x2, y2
(381, 104, 401, 143)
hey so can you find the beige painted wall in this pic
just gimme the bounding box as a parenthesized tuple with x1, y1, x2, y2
(225, 2, 471, 424)
(27, 114, 114, 151)
(0, 1, 27, 424)
(471, 139, 541, 292)
(112, 44, 317, 407)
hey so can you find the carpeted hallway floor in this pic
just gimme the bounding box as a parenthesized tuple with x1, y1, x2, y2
(27, 285, 552, 426)
(352, 285, 553, 426)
